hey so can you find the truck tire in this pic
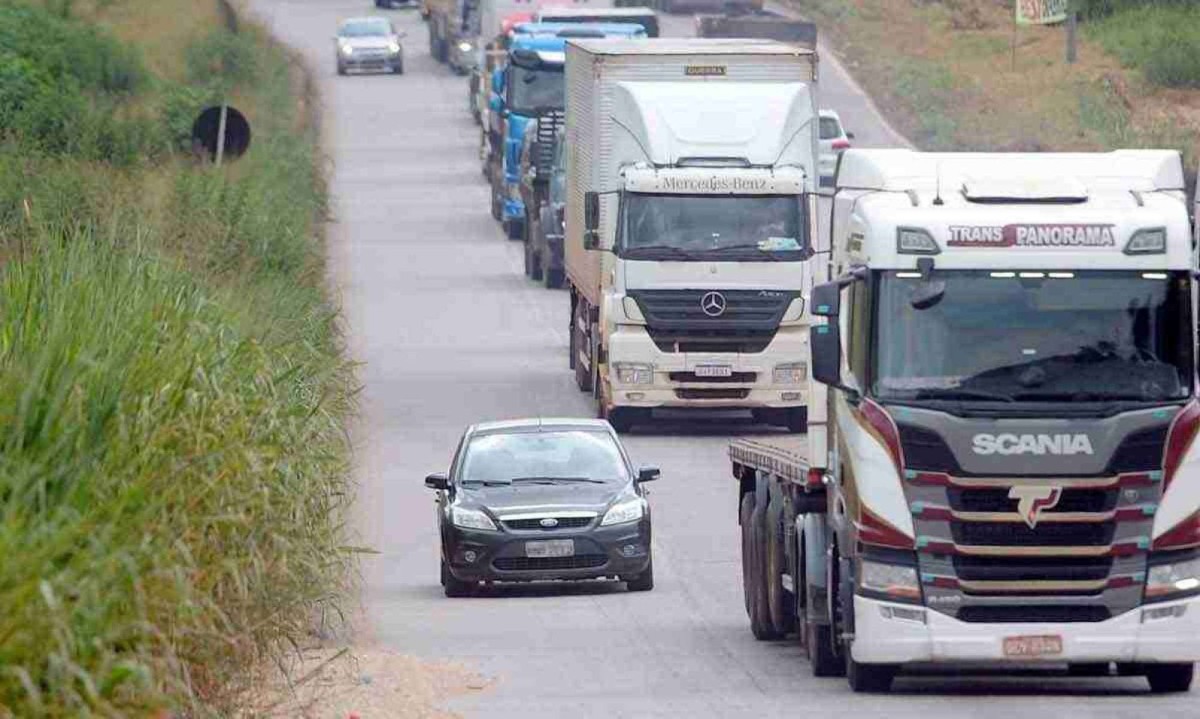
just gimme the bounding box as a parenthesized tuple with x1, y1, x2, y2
(806, 622, 841, 677)
(749, 492, 784, 640)
(605, 407, 638, 433)
(524, 232, 542, 281)
(441, 559, 474, 598)
(766, 493, 795, 634)
(505, 217, 523, 241)
(574, 305, 594, 393)
(1146, 663, 1195, 693)
(568, 296, 578, 371)
(740, 492, 755, 616)
(846, 654, 898, 693)
(489, 169, 503, 221)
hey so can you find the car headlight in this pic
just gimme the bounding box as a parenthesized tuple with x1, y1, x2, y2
(859, 559, 921, 602)
(458, 41, 473, 52)
(1146, 554, 1200, 601)
(614, 362, 653, 384)
(600, 498, 644, 526)
(388, 41, 402, 54)
(451, 506, 497, 531)
(773, 362, 807, 384)
(340, 44, 353, 57)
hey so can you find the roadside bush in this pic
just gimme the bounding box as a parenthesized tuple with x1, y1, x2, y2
(0, 3, 144, 95)
(1086, 3, 1200, 88)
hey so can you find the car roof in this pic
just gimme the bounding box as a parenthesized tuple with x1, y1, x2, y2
(819, 108, 841, 120)
(468, 417, 614, 435)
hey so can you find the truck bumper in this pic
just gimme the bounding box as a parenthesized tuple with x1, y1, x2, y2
(852, 594, 1200, 665)
(605, 325, 807, 409)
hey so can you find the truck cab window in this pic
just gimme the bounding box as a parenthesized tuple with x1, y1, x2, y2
(619, 193, 805, 261)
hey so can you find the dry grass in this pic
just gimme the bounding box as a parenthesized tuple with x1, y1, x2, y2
(72, 0, 224, 81)
(790, 0, 1200, 173)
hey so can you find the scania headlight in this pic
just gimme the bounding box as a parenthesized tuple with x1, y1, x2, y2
(614, 362, 653, 385)
(1124, 227, 1167, 255)
(859, 559, 921, 602)
(1146, 554, 1200, 601)
(600, 498, 644, 526)
(451, 506, 497, 531)
(773, 362, 807, 384)
(388, 41, 402, 54)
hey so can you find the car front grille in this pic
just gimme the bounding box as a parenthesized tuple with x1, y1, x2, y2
(492, 555, 607, 571)
(501, 516, 593, 531)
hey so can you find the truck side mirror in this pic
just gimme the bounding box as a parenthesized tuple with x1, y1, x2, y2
(809, 323, 842, 388)
(810, 281, 840, 317)
(583, 191, 601, 250)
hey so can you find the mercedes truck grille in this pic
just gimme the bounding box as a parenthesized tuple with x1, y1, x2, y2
(627, 289, 796, 354)
(896, 419, 1170, 623)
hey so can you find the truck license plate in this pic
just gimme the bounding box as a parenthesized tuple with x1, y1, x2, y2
(525, 540, 574, 558)
(1002, 635, 1063, 658)
(694, 365, 733, 378)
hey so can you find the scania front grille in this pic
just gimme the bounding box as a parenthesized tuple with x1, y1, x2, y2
(951, 521, 1116, 547)
(950, 486, 1116, 513)
(956, 605, 1111, 623)
(628, 289, 795, 355)
(953, 555, 1114, 582)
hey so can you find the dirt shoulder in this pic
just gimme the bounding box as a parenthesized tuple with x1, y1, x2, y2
(789, 0, 1198, 182)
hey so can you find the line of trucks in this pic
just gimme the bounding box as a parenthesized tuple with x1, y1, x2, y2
(420, 0, 1200, 693)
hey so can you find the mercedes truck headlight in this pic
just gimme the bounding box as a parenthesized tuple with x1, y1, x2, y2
(773, 362, 808, 384)
(614, 362, 653, 385)
(1146, 554, 1200, 601)
(859, 559, 921, 602)
(451, 506, 498, 531)
(388, 41, 402, 55)
(601, 498, 644, 526)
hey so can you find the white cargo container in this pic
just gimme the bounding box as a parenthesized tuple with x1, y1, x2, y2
(563, 38, 820, 432)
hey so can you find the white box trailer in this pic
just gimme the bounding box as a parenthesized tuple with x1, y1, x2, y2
(563, 38, 820, 432)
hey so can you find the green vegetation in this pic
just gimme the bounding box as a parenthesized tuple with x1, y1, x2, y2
(1087, 4, 1200, 89)
(0, 1, 354, 716)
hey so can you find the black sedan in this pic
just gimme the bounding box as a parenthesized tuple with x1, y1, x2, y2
(425, 417, 658, 597)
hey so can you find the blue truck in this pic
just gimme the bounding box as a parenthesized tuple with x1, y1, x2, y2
(486, 22, 646, 240)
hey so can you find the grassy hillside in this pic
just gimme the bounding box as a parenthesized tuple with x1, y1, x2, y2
(790, 0, 1198, 191)
(0, 1, 355, 716)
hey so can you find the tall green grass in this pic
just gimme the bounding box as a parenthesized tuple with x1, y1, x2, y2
(1087, 4, 1200, 89)
(0, 4, 354, 716)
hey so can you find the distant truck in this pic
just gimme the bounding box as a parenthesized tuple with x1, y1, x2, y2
(733, 148, 1200, 694)
(488, 24, 646, 240)
(518, 120, 567, 287)
(564, 38, 821, 432)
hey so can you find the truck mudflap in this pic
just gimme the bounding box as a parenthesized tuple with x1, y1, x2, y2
(851, 594, 1200, 665)
(694, 11, 817, 46)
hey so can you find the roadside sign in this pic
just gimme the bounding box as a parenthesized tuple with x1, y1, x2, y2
(1016, 0, 1068, 25)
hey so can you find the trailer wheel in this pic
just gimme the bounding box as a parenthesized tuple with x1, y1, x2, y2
(740, 492, 755, 616)
(749, 491, 784, 640)
(568, 295, 578, 371)
(766, 497, 795, 634)
(1146, 663, 1195, 693)
(573, 304, 592, 392)
(523, 219, 542, 280)
(806, 621, 841, 677)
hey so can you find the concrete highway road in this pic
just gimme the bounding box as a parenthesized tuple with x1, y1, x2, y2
(247, 1, 1194, 714)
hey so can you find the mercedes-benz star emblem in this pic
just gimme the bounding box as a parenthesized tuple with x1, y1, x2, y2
(539, 517, 559, 528)
(700, 291, 727, 317)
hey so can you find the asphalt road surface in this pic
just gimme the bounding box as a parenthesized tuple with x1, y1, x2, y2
(247, 1, 1194, 715)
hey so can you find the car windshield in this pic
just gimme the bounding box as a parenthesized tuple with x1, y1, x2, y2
(620, 193, 805, 261)
(508, 65, 564, 115)
(459, 429, 629, 485)
(340, 19, 391, 37)
(819, 117, 842, 140)
(873, 270, 1193, 405)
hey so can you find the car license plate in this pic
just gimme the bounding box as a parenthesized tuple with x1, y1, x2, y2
(694, 365, 733, 378)
(525, 540, 574, 558)
(1002, 634, 1063, 658)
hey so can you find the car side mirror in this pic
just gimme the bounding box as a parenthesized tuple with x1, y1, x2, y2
(846, 131, 856, 140)
(809, 280, 841, 317)
(637, 466, 660, 483)
(425, 472, 450, 490)
(583, 191, 602, 250)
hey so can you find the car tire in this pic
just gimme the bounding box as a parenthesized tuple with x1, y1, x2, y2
(786, 407, 808, 433)
(625, 556, 654, 592)
(846, 654, 898, 693)
(441, 559, 474, 598)
(1146, 663, 1195, 693)
(394, 59, 404, 75)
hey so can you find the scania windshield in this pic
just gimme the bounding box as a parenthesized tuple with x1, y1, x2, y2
(507, 65, 564, 116)
(619, 193, 806, 261)
(872, 270, 1192, 406)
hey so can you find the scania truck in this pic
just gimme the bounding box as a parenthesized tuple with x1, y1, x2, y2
(564, 38, 821, 433)
(733, 148, 1200, 693)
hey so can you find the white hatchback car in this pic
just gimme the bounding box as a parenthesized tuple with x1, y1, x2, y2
(818, 109, 853, 186)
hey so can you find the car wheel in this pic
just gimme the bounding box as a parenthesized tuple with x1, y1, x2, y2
(786, 407, 808, 433)
(395, 59, 404, 75)
(441, 559, 474, 598)
(1146, 663, 1195, 693)
(625, 556, 654, 592)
